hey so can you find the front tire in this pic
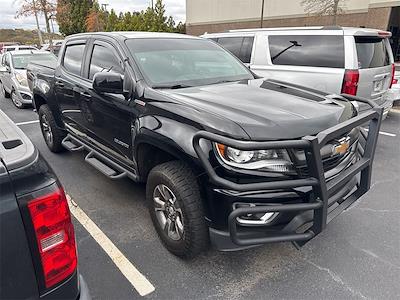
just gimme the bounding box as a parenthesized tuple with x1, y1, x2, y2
(146, 161, 209, 258)
(11, 89, 24, 108)
(38, 104, 66, 153)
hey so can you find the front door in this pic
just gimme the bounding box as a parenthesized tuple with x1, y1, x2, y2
(80, 40, 135, 164)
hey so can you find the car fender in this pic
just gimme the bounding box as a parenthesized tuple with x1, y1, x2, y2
(32, 84, 64, 129)
(134, 114, 209, 168)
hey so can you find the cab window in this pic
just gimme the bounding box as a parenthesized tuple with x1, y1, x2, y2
(88, 44, 123, 80)
(63, 44, 86, 76)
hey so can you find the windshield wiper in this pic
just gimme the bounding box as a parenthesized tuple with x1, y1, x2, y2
(152, 84, 193, 89)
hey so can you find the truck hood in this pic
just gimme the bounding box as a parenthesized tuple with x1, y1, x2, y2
(161, 79, 352, 140)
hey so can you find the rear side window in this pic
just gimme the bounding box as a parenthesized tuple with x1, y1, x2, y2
(63, 44, 85, 76)
(88, 44, 123, 80)
(355, 37, 390, 69)
(268, 35, 344, 68)
(216, 37, 254, 63)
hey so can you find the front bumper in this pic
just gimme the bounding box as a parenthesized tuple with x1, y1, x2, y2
(12, 82, 33, 104)
(194, 95, 383, 250)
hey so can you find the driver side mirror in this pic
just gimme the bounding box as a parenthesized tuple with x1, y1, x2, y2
(93, 72, 124, 94)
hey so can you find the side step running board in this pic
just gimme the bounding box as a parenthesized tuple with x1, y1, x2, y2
(62, 134, 138, 181)
(85, 151, 128, 180)
(62, 136, 84, 151)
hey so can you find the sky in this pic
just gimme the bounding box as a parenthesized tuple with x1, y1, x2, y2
(0, 0, 186, 33)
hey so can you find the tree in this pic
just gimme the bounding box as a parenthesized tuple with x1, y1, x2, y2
(105, 9, 118, 31)
(57, 0, 93, 35)
(175, 22, 186, 34)
(85, 1, 106, 32)
(301, 0, 346, 25)
(16, 0, 56, 44)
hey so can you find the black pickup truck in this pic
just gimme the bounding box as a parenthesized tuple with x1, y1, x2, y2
(28, 32, 383, 258)
(0, 110, 90, 299)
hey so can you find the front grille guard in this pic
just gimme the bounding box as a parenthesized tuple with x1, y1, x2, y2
(193, 95, 383, 247)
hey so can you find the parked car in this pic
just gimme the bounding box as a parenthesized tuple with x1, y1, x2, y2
(0, 110, 90, 299)
(202, 26, 395, 118)
(0, 50, 56, 108)
(1, 44, 38, 54)
(29, 32, 382, 258)
(41, 41, 64, 57)
(386, 62, 400, 105)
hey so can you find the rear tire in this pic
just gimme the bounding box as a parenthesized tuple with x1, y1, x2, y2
(38, 104, 66, 153)
(146, 161, 209, 258)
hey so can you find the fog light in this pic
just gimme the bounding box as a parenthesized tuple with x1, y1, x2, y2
(233, 203, 278, 226)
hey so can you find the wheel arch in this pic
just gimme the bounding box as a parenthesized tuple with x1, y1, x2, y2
(33, 92, 65, 129)
(135, 137, 199, 181)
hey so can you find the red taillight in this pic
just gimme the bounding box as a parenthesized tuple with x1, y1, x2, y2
(341, 69, 359, 96)
(390, 64, 396, 88)
(28, 188, 77, 288)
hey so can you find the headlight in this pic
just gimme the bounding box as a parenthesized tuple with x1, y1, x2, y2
(16, 73, 28, 86)
(215, 143, 294, 173)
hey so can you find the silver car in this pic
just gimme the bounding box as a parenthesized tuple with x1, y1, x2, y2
(0, 50, 56, 108)
(386, 62, 400, 105)
(203, 26, 395, 117)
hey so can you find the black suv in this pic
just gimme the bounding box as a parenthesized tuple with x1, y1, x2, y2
(28, 32, 382, 258)
(0, 110, 90, 299)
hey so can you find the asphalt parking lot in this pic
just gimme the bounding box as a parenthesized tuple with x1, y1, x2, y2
(1, 97, 399, 300)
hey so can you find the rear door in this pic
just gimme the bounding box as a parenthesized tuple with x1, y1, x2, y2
(55, 39, 90, 137)
(252, 32, 346, 94)
(354, 36, 393, 105)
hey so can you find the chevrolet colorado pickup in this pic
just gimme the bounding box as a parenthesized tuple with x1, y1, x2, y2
(29, 32, 383, 258)
(0, 110, 90, 299)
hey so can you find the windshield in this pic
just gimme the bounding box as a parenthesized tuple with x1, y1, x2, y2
(12, 53, 56, 69)
(125, 38, 253, 88)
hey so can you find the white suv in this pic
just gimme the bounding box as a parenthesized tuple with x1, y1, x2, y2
(203, 27, 395, 117)
(1, 45, 38, 54)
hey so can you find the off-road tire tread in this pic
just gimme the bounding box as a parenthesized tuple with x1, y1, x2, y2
(147, 161, 209, 258)
(38, 104, 66, 153)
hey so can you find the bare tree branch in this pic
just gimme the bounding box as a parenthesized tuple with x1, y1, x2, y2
(301, 0, 347, 25)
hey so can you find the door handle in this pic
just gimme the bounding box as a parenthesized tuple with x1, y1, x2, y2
(55, 80, 64, 88)
(80, 91, 92, 101)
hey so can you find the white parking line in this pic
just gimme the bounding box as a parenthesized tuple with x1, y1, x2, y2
(15, 120, 39, 126)
(363, 128, 397, 137)
(66, 195, 155, 296)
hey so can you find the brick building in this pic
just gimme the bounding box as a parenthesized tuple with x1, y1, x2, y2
(186, 0, 400, 60)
